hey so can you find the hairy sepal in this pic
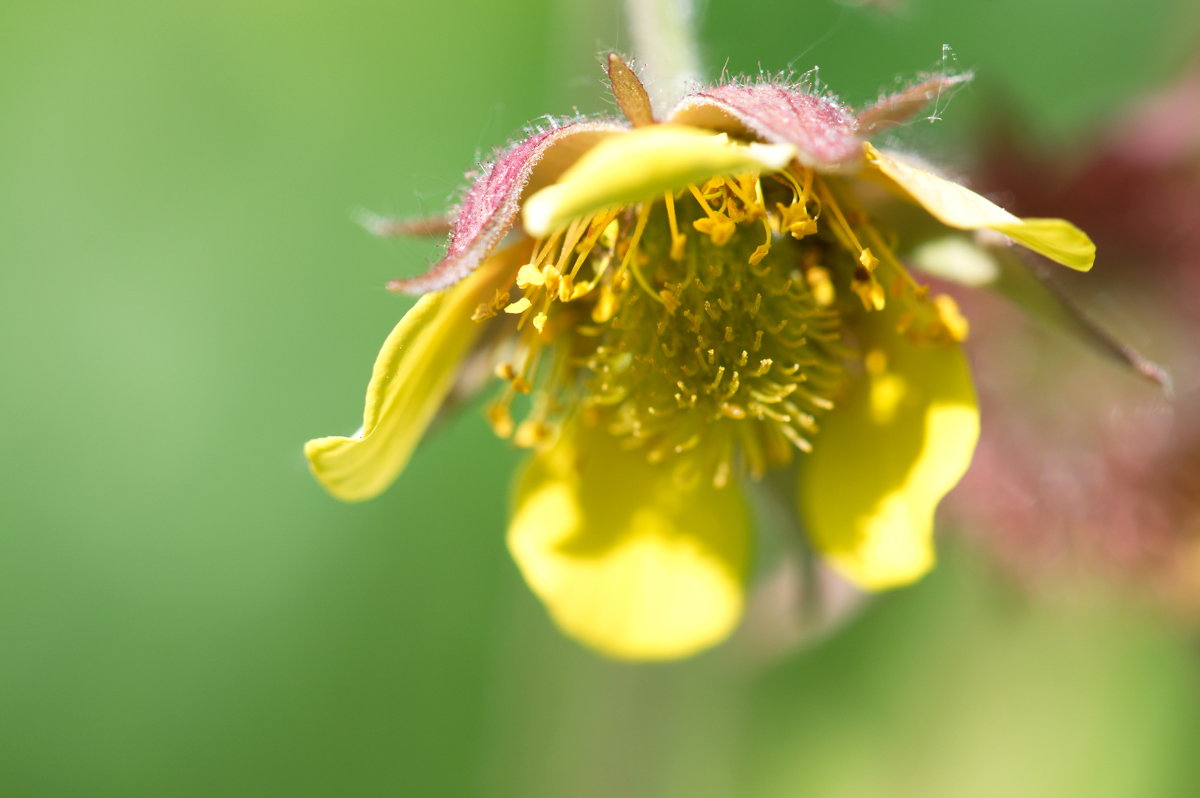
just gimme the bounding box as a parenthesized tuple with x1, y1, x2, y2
(668, 82, 861, 170)
(857, 72, 974, 135)
(388, 119, 626, 295)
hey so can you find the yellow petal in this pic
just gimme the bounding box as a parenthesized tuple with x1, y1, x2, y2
(304, 248, 520, 502)
(509, 420, 751, 660)
(864, 143, 1095, 271)
(796, 303, 979, 590)
(522, 124, 795, 236)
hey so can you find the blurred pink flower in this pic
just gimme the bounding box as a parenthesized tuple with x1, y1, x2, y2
(947, 63, 1200, 612)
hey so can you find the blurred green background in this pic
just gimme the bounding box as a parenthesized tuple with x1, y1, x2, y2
(2, 0, 1198, 795)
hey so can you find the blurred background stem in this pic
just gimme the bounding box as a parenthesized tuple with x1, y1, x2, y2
(624, 0, 703, 113)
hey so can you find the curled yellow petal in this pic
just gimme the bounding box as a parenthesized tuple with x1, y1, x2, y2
(796, 303, 979, 590)
(522, 124, 795, 236)
(509, 420, 751, 660)
(305, 248, 520, 502)
(864, 143, 1095, 271)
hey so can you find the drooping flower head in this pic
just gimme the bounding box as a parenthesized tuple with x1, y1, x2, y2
(305, 57, 1094, 659)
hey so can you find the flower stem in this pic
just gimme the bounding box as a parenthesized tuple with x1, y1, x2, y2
(624, 0, 702, 114)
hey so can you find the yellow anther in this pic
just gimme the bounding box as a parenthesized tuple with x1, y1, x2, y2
(557, 272, 575, 301)
(592, 284, 618, 323)
(566, 278, 591, 301)
(692, 214, 736, 246)
(805, 266, 835, 307)
(504, 297, 532, 314)
(726, 174, 765, 219)
(776, 201, 818, 238)
(486, 403, 514, 438)
(700, 176, 725, 198)
(852, 280, 886, 311)
(935, 294, 969, 342)
(852, 247, 885, 311)
(897, 293, 970, 344)
(471, 288, 511, 322)
(516, 263, 545, 288)
(533, 312, 548, 333)
(514, 420, 554, 448)
(542, 264, 562, 294)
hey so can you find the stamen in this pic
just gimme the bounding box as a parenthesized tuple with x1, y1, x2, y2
(615, 203, 652, 280)
(664, 191, 687, 260)
(748, 217, 772, 265)
(816, 177, 887, 310)
(568, 211, 619, 279)
(531, 230, 563, 269)
(688, 184, 716, 214)
(724, 174, 761, 214)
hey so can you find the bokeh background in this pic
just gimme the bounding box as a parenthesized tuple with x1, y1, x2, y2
(3, 0, 1199, 795)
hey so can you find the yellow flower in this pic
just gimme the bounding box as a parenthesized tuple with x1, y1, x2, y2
(305, 57, 1094, 660)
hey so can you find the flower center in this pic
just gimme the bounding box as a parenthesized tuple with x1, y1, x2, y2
(477, 169, 876, 486)
(583, 198, 843, 487)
